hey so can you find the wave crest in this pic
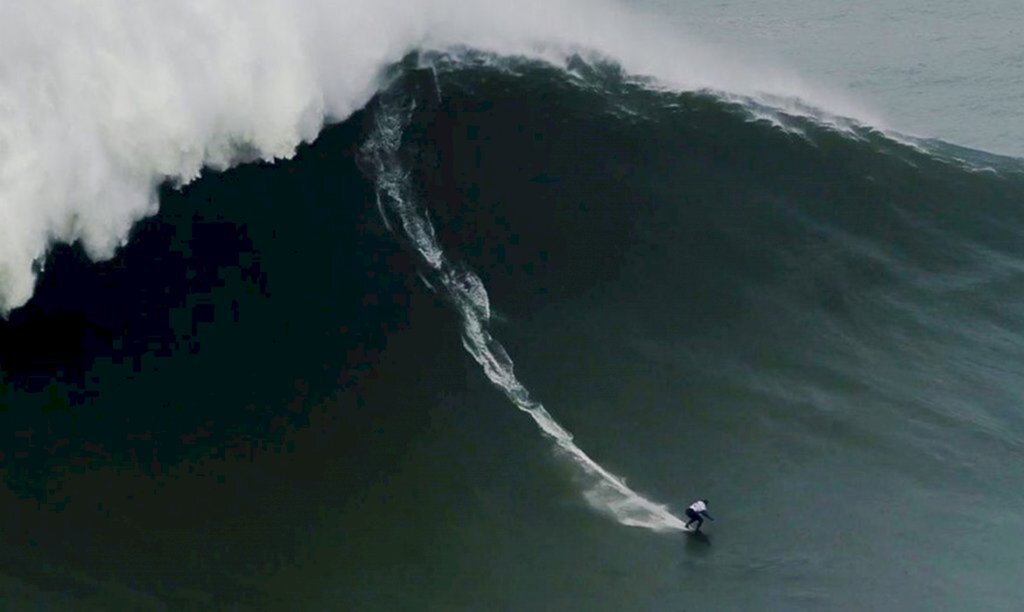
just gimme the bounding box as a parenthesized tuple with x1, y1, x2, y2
(0, 0, 874, 313)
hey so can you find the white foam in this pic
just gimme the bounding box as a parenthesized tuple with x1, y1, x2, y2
(363, 98, 687, 532)
(0, 0, 875, 313)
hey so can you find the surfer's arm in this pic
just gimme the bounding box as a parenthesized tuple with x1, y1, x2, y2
(701, 511, 714, 520)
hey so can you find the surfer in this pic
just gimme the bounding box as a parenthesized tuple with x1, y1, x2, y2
(685, 499, 714, 532)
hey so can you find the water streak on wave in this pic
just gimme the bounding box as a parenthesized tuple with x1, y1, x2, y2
(362, 96, 686, 532)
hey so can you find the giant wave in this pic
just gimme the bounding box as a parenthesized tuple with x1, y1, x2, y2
(4, 0, 1024, 539)
(2, 17, 1024, 602)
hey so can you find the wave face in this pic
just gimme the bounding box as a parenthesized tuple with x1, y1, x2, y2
(348, 55, 1024, 606)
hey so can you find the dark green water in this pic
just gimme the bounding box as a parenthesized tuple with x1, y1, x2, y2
(2, 56, 1024, 608)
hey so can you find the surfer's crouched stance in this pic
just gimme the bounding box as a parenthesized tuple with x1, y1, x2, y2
(685, 499, 714, 532)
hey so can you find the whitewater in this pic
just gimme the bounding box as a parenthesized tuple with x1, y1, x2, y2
(0, 0, 877, 315)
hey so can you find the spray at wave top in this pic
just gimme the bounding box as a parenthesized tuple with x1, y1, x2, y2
(0, 0, 871, 314)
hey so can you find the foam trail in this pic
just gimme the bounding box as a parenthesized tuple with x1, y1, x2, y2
(363, 97, 687, 532)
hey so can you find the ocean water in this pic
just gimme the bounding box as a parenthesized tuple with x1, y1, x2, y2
(1, 2, 1024, 609)
(638, 0, 1024, 156)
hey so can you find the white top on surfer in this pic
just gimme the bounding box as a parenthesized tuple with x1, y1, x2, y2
(685, 499, 714, 532)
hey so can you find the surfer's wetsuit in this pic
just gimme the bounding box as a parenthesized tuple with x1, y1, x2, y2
(685, 500, 713, 532)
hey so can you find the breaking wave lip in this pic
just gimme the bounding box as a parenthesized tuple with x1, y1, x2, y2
(0, 0, 884, 315)
(423, 48, 1024, 179)
(362, 93, 688, 532)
